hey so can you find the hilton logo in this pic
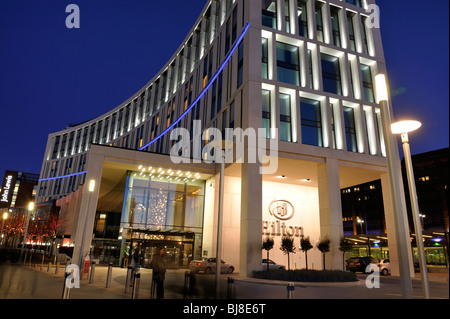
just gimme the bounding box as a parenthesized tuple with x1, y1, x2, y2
(264, 200, 302, 238)
(269, 200, 294, 221)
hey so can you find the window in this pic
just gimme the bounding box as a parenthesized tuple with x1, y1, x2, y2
(360, 64, 374, 102)
(297, 0, 308, 38)
(284, 0, 291, 33)
(262, 0, 277, 29)
(321, 53, 342, 95)
(300, 97, 323, 147)
(262, 38, 269, 79)
(307, 49, 314, 89)
(232, 6, 238, 43)
(279, 93, 292, 142)
(361, 16, 370, 55)
(347, 12, 356, 51)
(277, 42, 300, 86)
(346, 0, 363, 8)
(262, 90, 271, 139)
(343, 107, 357, 152)
(330, 104, 336, 149)
(237, 43, 244, 87)
(315, 1, 324, 42)
(330, 6, 342, 47)
(225, 18, 231, 55)
(52, 136, 60, 160)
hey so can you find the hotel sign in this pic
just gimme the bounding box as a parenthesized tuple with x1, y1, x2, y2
(263, 199, 303, 238)
(0, 171, 17, 208)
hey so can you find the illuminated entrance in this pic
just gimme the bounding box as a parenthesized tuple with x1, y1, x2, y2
(118, 170, 205, 268)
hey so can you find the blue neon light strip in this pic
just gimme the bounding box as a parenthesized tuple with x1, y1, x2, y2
(39, 170, 87, 182)
(139, 22, 251, 151)
(38, 23, 251, 183)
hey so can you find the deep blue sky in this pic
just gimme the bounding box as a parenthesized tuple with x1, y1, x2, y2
(0, 0, 448, 176)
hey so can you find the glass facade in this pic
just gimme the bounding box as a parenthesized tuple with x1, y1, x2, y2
(343, 106, 357, 152)
(277, 42, 300, 86)
(262, 89, 271, 139)
(360, 64, 374, 103)
(300, 97, 323, 147)
(297, 0, 308, 38)
(120, 171, 205, 268)
(321, 53, 342, 95)
(262, 0, 277, 29)
(279, 93, 292, 142)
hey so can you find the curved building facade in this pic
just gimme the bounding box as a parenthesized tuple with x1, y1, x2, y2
(37, 0, 414, 276)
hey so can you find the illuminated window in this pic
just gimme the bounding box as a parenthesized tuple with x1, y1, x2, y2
(262, 0, 277, 29)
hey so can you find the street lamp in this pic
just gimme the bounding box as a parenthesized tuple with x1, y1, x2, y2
(20, 202, 34, 262)
(375, 74, 413, 299)
(357, 218, 364, 234)
(392, 119, 430, 299)
(419, 214, 426, 230)
(78, 179, 95, 279)
(209, 139, 234, 299)
(1, 212, 8, 246)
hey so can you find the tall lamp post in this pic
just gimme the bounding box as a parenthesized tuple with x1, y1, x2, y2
(20, 202, 34, 262)
(209, 140, 234, 299)
(375, 74, 413, 299)
(1, 212, 8, 246)
(357, 218, 364, 234)
(392, 120, 430, 299)
(78, 179, 95, 279)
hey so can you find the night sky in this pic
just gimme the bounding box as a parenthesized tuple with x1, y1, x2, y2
(0, 0, 448, 176)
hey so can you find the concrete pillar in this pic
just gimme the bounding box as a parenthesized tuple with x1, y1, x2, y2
(317, 158, 344, 270)
(240, 161, 263, 277)
(71, 152, 104, 266)
(381, 173, 414, 277)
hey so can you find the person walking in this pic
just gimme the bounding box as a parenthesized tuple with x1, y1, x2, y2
(150, 247, 167, 299)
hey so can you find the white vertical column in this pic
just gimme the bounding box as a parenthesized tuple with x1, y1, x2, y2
(381, 173, 414, 277)
(317, 158, 344, 270)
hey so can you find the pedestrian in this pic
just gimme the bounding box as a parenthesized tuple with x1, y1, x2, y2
(150, 247, 167, 299)
(131, 247, 140, 272)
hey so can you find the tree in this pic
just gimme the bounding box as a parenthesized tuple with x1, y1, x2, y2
(317, 237, 331, 270)
(280, 235, 296, 270)
(339, 237, 353, 271)
(299, 236, 313, 270)
(262, 237, 274, 271)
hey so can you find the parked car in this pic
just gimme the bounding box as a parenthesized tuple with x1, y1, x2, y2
(189, 258, 235, 274)
(371, 258, 390, 276)
(261, 259, 286, 271)
(346, 257, 377, 273)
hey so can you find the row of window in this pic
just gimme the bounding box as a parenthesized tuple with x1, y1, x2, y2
(262, 0, 374, 57)
(261, 87, 386, 155)
(48, 0, 244, 162)
(39, 0, 246, 201)
(262, 36, 375, 102)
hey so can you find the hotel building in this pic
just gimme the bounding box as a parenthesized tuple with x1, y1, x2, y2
(36, 0, 414, 276)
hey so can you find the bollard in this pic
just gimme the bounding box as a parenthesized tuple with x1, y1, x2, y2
(89, 261, 96, 284)
(23, 251, 28, 265)
(150, 272, 156, 299)
(227, 277, 235, 299)
(287, 283, 295, 299)
(183, 271, 191, 299)
(105, 262, 113, 288)
(47, 262, 51, 272)
(62, 272, 71, 299)
(125, 266, 133, 294)
(131, 272, 141, 299)
(55, 265, 59, 275)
